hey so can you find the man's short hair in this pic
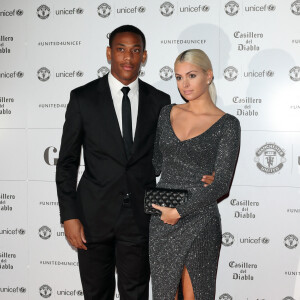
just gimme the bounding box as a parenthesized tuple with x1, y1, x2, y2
(109, 25, 146, 51)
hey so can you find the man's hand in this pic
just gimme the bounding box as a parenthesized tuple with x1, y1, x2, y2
(63, 219, 87, 250)
(152, 204, 181, 225)
(202, 171, 215, 187)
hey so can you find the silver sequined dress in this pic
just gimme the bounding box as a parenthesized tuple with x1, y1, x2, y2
(149, 104, 241, 300)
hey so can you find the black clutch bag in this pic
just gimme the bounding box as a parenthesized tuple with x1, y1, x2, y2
(144, 187, 188, 215)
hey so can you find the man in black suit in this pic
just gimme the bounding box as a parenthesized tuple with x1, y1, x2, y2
(56, 25, 214, 300)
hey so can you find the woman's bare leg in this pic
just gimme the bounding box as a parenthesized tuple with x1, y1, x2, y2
(174, 289, 179, 300)
(181, 266, 195, 300)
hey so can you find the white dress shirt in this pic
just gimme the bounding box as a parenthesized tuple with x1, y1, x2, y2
(108, 72, 139, 139)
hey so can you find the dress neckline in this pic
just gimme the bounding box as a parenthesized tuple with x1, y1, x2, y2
(169, 104, 227, 143)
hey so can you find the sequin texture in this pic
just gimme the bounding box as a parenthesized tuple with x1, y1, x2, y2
(149, 104, 241, 300)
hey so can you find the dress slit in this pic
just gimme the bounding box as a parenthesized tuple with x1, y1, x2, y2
(178, 264, 197, 300)
(173, 239, 198, 300)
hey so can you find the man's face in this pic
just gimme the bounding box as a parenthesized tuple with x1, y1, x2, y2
(107, 32, 147, 85)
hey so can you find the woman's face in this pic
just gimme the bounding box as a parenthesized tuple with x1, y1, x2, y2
(174, 61, 212, 102)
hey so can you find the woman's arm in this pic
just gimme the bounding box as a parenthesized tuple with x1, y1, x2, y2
(176, 116, 241, 218)
(152, 105, 168, 176)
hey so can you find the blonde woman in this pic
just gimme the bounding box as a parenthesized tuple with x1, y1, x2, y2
(149, 49, 241, 300)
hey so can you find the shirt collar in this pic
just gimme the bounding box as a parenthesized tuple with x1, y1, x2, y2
(108, 72, 139, 95)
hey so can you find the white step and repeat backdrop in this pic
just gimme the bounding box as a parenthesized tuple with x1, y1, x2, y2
(1, 0, 300, 299)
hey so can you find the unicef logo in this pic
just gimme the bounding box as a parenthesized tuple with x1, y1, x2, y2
(77, 290, 84, 296)
(254, 143, 286, 174)
(267, 4, 276, 11)
(224, 66, 238, 81)
(39, 285, 52, 298)
(262, 237, 270, 244)
(222, 232, 234, 247)
(291, 0, 300, 15)
(289, 66, 300, 81)
(37, 5, 51, 19)
(225, 1, 239, 16)
(37, 67, 51, 82)
(18, 228, 26, 235)
(97, 66, 109, 78)
(138, 6, 146, 13)
(39, 226, 52, 240)
(16, 9, 24, 16)
(160, 2, 175, 17)
(283, 297, 295, 300)
(160, 66, 173, 81)
(98, 3, 111, 18)
(284, 234, 299, 249)
(17, 71, 24, 78)
(202, 5, 210, 12)
(76, 8, 84, 14)
(219, 294, 233, 300)
(76, 70, 84, 77)
(139, 69, 145, 77)
(19, 287, 26, 293)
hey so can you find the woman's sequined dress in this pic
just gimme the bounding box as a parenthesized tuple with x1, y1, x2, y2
(149, 104, 240, 300)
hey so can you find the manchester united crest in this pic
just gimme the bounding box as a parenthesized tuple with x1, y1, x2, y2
(160, 2, 175, 17)
(225, 1, 239, 16)
(39, 226, 52, 240)
(98, 3, 111, 18)
(284, 234, 299, 249)
(97, 66, 109, 78)
(39, 285, 52, 298)
(222, 232, 234, 247)
(37, 5, 51, 19)
(254, 143, 286, 174)
(37, 67, 51, 81)
(219, 294, 233, 300)
(159, 66, 173, 81)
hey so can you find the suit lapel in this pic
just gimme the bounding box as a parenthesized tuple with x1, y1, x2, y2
(97, 75, 127, 164)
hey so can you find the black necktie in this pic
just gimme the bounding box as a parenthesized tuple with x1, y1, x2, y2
(121, 87, 133, 159)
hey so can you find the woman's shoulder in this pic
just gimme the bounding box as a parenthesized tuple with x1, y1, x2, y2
(223, 113, 241, 130)
(162, 103, 176, 110)
(159, 103, 175, 116)
(225, 113, 240, 123)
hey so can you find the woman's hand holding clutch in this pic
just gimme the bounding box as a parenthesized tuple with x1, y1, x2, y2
(152, 204, 181, 225)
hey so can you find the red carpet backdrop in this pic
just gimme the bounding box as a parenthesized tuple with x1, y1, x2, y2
(0, 0, 300, 299)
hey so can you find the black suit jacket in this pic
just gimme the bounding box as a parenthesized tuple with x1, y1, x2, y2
(56, 74, 171, 241)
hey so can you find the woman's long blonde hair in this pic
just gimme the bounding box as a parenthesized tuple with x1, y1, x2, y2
(175, 49, 217, 104)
